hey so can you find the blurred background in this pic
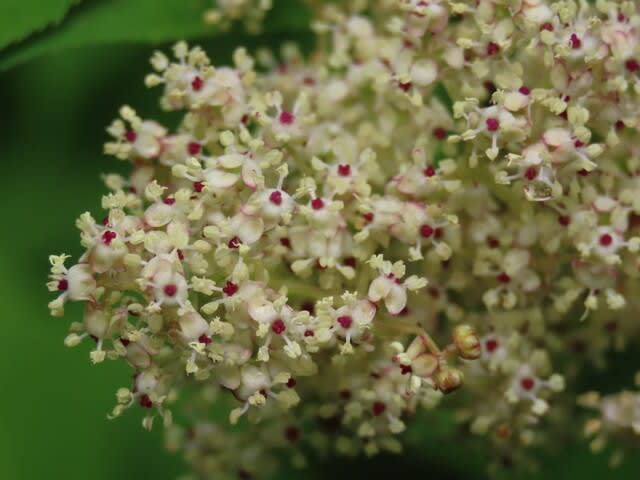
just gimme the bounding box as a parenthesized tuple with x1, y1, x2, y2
(0, 1, 638, 479)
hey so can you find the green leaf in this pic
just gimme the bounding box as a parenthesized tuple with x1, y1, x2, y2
(0, 0, 81, 50)
(0, 0, 311, 72)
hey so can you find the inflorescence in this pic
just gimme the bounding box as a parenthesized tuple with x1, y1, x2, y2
(49, 0, 640, 477)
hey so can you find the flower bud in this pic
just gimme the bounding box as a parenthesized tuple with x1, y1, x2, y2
(452, 324, 481, 360)
(434, 367, 464, 394)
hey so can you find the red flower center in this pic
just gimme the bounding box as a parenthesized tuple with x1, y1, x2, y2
(191, 76, 204, 91)
(399, 81, 412, 92)
(524, 167, 537, 181)
(433, 127, 447, 139)
(520, 377, 536, 391)
(518, 86, 531, 95)
(139, 394, 153, 408)
(570, 34, 582, 49)
(228, 236, 241, 249)
(280, 237, 291, 248)
(485, 339, 499, 352)
(497, 272, 511, 284)
(222, 281, 239, 296)
(337, 315, 353, 329)
(193, 181, 204, 193)
(337, 164, 351, 176)
(57, 279, 69, 291)
(311, 198, 325, 210)
(279, 111, 295, 125)
(372, 401, 386, 416)
(101, 230, 117, 245)
(486, 118, 500, 132)
(625, 59, 640, 73)
(558, 215, 570, 226)
(423, 165, 436, 177)
(198, 334, 212, 345)
(124, 131, 137, 143)
(164, 284, 178, 297)
(272, 319, 286, 334)
(486, 42, 500, 56)
(187, 142, 201, 155)
(420, 224, 434, 238)
(599, 233, 613, 246)
(269, 190, 283, 205)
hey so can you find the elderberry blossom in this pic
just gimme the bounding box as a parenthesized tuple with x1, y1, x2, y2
(48, 0, 640, 477)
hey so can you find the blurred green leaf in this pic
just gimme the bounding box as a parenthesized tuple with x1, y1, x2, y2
(0, 0, 81, 50)
(0, 0, 310, 71)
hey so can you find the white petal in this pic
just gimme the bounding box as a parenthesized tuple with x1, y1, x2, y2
(206, 169, 239, 189)
(218, 153, 244, 169)
(385, 283, 407, 315)
(368, 276, 392, 303)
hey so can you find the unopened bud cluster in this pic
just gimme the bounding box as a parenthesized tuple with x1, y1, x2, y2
(48, 0, 640, 477)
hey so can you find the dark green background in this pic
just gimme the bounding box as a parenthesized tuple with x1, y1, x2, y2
(0, 0, 638, 478)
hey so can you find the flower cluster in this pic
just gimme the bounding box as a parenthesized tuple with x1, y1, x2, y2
(48, 0, 640, 477)
(578, 371, 640, 468)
